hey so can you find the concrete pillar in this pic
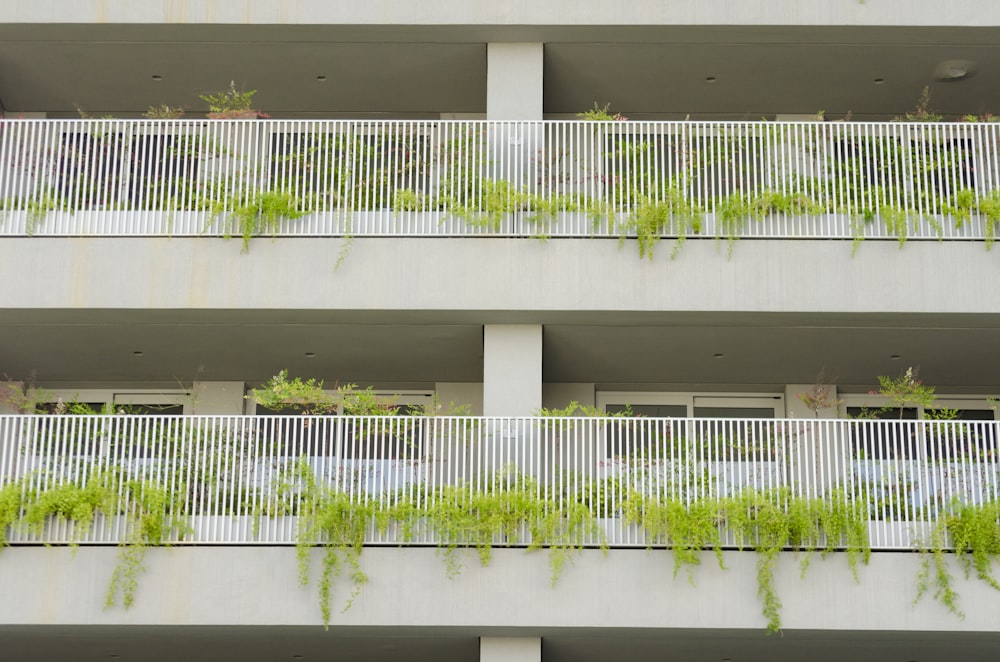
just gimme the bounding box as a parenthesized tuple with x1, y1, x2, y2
(487, 43, 543, 121)
(480, 637, 541, 662)
(483, 325, 542, 416)
(191, 381, 246, 415)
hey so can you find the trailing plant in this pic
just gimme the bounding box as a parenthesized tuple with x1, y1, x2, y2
(0, 480, 24, 548)
(916, 499, 1000, 618)
(22, 471, 117, 539)
(212, 190, 306, 252)
(623, 188, 703, 259)
(106, 480, 191, 608)
(294, 462, 371, 627)
(977, 190, 1000, 249)
(621, 488, 869, 633)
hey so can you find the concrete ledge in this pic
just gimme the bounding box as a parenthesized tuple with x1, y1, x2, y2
(0, 237, 997, 316)
(1, 546, 998, 632)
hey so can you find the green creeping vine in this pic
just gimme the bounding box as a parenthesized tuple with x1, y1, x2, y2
(290, 462, 602, 626)
(0, 471, 189, 610)
(623, 488, 870, 633)
(211, 190, 306, 253)
(4, 459, 1000, 631)
(916, 500, 1000, 618)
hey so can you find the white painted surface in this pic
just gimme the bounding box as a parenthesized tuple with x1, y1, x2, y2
(2, 1, 997, 27)
(481, 637, 541, 662)
(487, 44, 543, 120)
(191, 381, 246, 415)
(1, 238, 995, 316)
(483, 325, 542, 415)
(0, 547, 998, 631)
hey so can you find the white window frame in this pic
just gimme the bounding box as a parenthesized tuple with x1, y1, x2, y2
(42, 389, 192, 414)
(596, 391, 786, 418)
(839, 394, 999, 420)
(245, 389, 434, 415)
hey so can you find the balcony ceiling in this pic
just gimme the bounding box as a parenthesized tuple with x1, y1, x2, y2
(0, 25, 999, 119)
(1, 310, 998, 393)
(2, 626, 1000, 662)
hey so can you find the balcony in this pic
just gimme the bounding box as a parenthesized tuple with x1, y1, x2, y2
(1, 119, 997, 250)
(3, 413, 997, 549)
(2, 413, 999, 637)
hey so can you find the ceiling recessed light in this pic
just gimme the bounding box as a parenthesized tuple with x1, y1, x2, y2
(873, 77, 885, 85)
(132, 351, 144, 357)
(705, 76, 717, 83)
(890, 354, 901, 360)
(713, 353, 725, 359)
(151, 74, 163, 81)
(934, 59, 976, 82)
(304, 352, 316, 358)
(315, 75, 327, 81)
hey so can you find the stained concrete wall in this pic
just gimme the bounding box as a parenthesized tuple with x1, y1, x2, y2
(2, 1, 997, 27)
(1, 238, 997, 315)
(0, 546, 998, 632)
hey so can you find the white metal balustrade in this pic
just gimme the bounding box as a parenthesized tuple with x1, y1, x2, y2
(1, 415, 997, 550)
(1, 119, 997, 241)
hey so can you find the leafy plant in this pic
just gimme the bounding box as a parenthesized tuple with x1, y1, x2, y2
(200, 81, 267, 119)
(251, 369, 336, 414)
(142, 105, 185, 120)
(624, 188, 703, 259)
(577, 102, 628, 122)
(212, 191, 306, 252)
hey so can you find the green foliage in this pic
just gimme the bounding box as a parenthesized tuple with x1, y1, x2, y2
(294, 463, 371, 627)
(106, 480, 190, 608)
(917, 500, 1000, 617)
(0, 481, 24, 548)
(874, 366, 937, 417)
(977, 190, 1000, 249)
(893, 87, 944, 123)
(577, 102, 628, 122)
(22, 472, 117, 538)
(250, 369, 336, 414)
(213, 191, 306, 252)
(200, 81, 257, 114)
(624, 189, 703, 259)
(0, 375, 52, 413)
(622, 488, 870, 633)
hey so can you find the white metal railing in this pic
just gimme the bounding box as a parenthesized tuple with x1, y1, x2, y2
(1, 119, 997, 241)
(1, 415, 997, 549)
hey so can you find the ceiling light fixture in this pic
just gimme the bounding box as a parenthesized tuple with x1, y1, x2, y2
(705, 76, 717, 83)
(316, 75, 327, 81)
(873, 78, 885, 85)
(889, 354, 901, 360)
(304, 352, 317, 358)
(713, 353, 725, 359)
(151, 74, 163, 81)
(132, 351, 144, 357)
(934, 59, 976, 82)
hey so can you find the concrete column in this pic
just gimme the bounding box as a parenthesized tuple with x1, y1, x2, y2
(191, 381, 246, 415)
(487, 43, 543, 121)
(483, 325, 542, 416)
(480, 637, 541, 662)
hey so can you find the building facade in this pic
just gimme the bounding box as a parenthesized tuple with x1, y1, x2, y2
(1, 2, 1000, 660)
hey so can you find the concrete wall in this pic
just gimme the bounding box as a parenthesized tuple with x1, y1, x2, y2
(1, 237, 996, 315)
(0, 546, 997, 632)
(2, 1, 996, 27)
